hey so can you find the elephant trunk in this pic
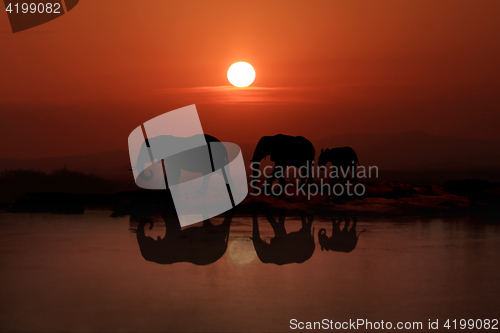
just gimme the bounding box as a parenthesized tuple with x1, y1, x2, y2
(318, 228, 328, 251)
(250, 141, 268, 184)
(137, 219, 154, 239)
(250, 136, 272, 191)
(357, 229, 366, 239)
(137, 143, 155, 181)
(251, 160, 261, 182)
(139, 166, 154, 181)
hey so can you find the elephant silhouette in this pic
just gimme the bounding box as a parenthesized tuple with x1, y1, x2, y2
(318, 217, 365, 253)
(135, 206, 234, 265)
(134, 134, 231, 195)
(252, 209, 315, 265)
(318, 147, 359, 181)
(251, 134, 315, 191)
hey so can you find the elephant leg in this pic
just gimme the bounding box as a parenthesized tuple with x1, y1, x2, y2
(341, 163, 348, 181)
(202, 218, 213, 228)
(298, 164, 308, 187)
(165, 167, 181, 198)
(296, 163, 309, 186)
(266, 213, 287, 238)
(351, 217, 357, 233)
(268, 164, 285, 193)
(252, 213, 274, 264)
(265, 166, 278, 190)
(298, 176, 307, 187)
(300, 215, 307, 231)
(161, 207, 181, 236)
(346, 163, 353, 181)
(328, 163, 334, 182)
(335, 164, 342, 181)
(306, 214, 314, 230)
(326, 164, 334, 182)
(332, 218, 341, 233)
(216, 208, 234, 242)
(223, 208, 235, 225)
(299, 214, 313, 233)
(278, 165, 287, 187)
(252, 212, 262, 241)
(343, 218, 351, 232)
(197, 173, 211, 196)
(277, 210, 286, 229)
(308, 161, 314, 184)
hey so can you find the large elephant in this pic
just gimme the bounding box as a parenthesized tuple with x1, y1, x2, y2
(318, 217, 365, 253)
(135, 206, 234, 265)
(251, 134, 315, 190)
(252, 209, 315, 265)
(134, 134, 231, 194)
(318, 147, 359, 181)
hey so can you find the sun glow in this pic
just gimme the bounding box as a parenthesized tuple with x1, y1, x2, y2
(228, 238, 256, 264)
(227, 62, 256, 87)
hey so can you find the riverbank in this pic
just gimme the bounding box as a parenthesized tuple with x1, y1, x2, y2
(1, 179, 498, 218)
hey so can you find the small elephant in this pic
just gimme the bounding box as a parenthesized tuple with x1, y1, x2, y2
(135, 207, 234, 265)
(252, 209, 315, 265)
(318, 147, 359, 181)
(250, 134, 315, 190)
(318, 217, 365, 253)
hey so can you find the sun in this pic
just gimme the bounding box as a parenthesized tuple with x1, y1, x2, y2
(227, 62, 256, 87)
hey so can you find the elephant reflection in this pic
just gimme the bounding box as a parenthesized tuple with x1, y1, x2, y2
(318, 218, 365, 253)
(251, 134, 315, 190)
(135, 207, 234, 265)
(252, 209, 315, 265)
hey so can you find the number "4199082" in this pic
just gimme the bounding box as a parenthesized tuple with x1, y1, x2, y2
(5, 2, 61, 14)
(444, 319, 498, 330)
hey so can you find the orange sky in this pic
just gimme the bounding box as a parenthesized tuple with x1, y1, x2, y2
(0, 0, 499, 158)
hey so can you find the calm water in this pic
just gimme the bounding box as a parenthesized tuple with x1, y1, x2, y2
(0, 211, 499, 332)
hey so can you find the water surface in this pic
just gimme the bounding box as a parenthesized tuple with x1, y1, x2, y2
(0, 211, 499, 332)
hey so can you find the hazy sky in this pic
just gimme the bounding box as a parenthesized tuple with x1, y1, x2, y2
(1, 0, 499, 158)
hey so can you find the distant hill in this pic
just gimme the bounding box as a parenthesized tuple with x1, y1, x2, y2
(313, 131, 500, 170)
(1, 132, 500, 185)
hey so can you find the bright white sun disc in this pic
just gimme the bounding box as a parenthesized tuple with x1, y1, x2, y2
(227, 62, 255, 87)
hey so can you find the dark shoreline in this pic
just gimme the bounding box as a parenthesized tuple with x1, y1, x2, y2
(0, 179, 498, 218)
